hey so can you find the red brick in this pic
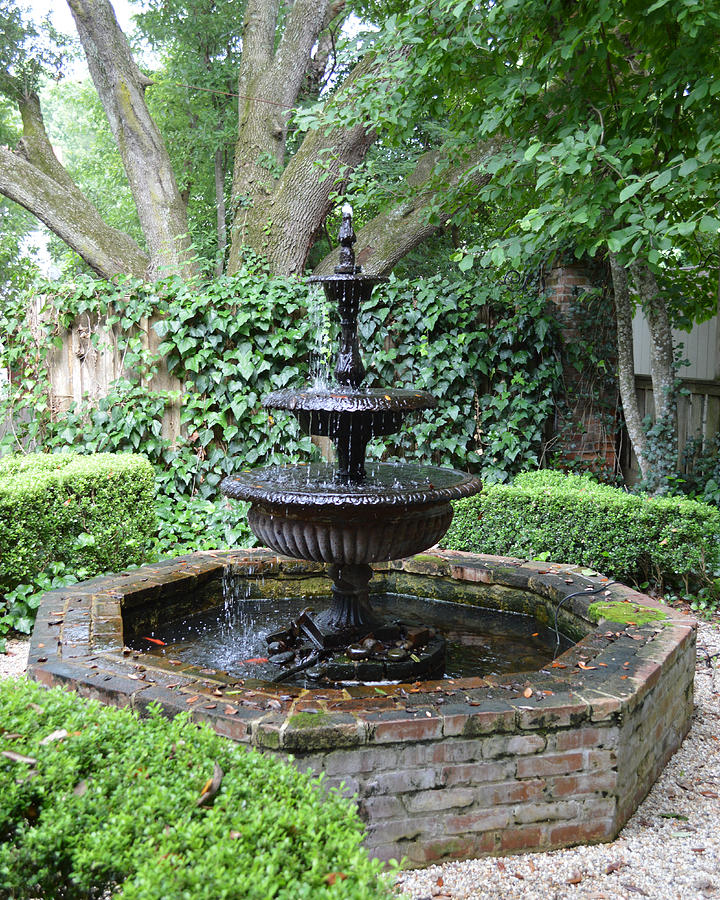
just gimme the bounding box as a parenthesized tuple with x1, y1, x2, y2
(546, 818, 615, 846)
(477, 778, 545, 805)
(499, 826, 543, 853)
(549, 770, 618, 798)
(446, 808, 511, 834)
(553, 726, 617, 751)
(372, 715, 443, 743)
(516, 751, 584, 778)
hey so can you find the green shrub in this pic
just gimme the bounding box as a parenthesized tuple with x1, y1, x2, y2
(0, 679, 393, 900)
(0, 452, 155, 597)
(443, 469, 720, 587)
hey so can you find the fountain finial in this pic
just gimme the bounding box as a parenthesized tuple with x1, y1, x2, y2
(335, 202, 357, 274)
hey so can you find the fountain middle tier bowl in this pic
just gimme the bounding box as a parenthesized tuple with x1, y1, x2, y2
(221, 462, 481, 565)
(263, 387, 438, 442)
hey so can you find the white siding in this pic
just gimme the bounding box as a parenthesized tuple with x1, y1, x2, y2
(633, 310, 718, 380)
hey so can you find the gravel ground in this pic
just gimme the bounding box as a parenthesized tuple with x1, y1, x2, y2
(0, 638, 30, 679)
(3, 620, 718, 899)
(396, 617, 720, 900)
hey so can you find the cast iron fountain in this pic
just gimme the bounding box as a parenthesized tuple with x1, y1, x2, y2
(220, 204, 482, 681)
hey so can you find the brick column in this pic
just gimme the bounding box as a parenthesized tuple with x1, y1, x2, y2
(546, 264, 619, 477)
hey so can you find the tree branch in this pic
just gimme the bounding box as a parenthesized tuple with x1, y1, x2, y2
(0, 145, 150, 279)
(314, 139, 502, 275)
(67, 0, 196, 278)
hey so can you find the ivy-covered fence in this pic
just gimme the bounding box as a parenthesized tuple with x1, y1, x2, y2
(0, 262, 563, 551)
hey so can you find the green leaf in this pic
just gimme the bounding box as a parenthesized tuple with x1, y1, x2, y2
(699, 216, 720, 233)
(618, 181, 644, 203)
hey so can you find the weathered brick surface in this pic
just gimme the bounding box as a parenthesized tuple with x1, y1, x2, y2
(27, 548, 696, 865)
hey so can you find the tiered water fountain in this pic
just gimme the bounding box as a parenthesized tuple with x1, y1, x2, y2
(220, 204, 482, 681)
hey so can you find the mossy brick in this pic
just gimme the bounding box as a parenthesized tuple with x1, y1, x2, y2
(481, 732, 546, 758)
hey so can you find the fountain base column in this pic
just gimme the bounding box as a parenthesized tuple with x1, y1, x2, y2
(315, 563, 379, 634)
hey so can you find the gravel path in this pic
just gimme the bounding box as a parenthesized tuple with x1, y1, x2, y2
(0, 638, 30, 679)
(4, 621, 719, 899)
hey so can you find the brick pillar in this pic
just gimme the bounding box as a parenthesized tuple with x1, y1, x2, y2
(546, 264, 619, 477)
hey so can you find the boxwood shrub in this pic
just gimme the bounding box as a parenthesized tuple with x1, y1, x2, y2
(0, 679, 393, 900)
(443, 470, 720, 586)
(0, 452, 155, 596)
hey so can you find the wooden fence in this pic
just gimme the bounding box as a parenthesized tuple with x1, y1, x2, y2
(1, 299, 182, 444)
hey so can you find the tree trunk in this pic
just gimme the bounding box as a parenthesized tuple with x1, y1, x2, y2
(630, 259, 677, 483)
(214, 147, 227, 277)
(228, 0, 331, 272)
(0, 93, 150, 279)
(67, 0, 197, 279)
(609, 253, 650, 479)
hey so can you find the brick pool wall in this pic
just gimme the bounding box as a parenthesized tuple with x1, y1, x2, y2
(28, 549, 696, 865)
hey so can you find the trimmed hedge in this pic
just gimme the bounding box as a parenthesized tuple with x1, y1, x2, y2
(0, 452, 156, 594)
(0, 679, 393, 899)
(443, 470, 720, 585)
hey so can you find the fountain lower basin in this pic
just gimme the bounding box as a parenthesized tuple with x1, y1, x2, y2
(28, 549, 695, 866)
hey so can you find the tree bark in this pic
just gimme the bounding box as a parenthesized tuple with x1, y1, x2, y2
(1, 93, 150, 279)
(67, 0, 196, 279)
(609, 253, 650, 479)
(214, 147, 227, 277)
(228, 0, 331, 272)
(233, 115, 375, 275)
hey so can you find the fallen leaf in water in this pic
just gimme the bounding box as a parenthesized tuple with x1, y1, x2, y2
(523, 687, 533, 698)
(240, 658, 268, 665)
(197, 761, 223, 807)
(551, 661, 567, 668)
(324, 873, 347, 886)
(224, 706, 238, 716)
(185, 696, 199, 704)
(142, 637, 166, 646)
(577, 662, 598, 670)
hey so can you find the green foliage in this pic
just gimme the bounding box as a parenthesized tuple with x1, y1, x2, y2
(0, 678, 393, 899)
(443, 469, 720, 590)
(361, 273, 563, 480)
(0, 453, 155, 636)
(334, 0, 720, 319)
(1, 264, 562, 493)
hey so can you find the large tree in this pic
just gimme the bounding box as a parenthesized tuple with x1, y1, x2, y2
(0, 0, 492, 281)
(341, 0, 720, 482)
